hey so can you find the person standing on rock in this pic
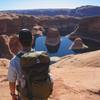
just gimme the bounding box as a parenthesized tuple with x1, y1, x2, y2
(7, 29, 53, 100)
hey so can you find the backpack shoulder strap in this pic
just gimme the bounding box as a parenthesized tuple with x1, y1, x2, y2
(16, 52, 24, 58)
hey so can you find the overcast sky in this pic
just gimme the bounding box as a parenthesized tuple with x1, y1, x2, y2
(0, 0, 100, 10)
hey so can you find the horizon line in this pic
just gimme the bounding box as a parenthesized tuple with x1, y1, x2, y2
(0, 5, 100, 11)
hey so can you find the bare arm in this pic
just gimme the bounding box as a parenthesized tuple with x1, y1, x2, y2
(9, 82, 16, 94)
(9, 82, 17, 100)
(8, 59, 18, 100)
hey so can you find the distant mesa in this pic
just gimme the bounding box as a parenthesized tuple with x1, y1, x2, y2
(2, 5, 100, 17)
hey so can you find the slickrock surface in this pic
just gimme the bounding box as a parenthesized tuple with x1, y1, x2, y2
(50, 50, 100, 100)
(0, 50, 100, 100)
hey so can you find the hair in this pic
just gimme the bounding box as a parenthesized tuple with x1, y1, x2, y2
(18, 29, 32, 47)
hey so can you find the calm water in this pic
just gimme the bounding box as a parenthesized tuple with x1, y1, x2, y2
(33, 36, 75, 57)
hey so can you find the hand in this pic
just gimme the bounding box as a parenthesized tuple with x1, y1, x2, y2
(11, 94, 17, 100)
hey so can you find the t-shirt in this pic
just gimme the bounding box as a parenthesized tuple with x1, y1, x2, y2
(7, 54, 21, 82)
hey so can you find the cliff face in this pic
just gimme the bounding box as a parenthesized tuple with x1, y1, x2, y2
(37, 15, 80, 35)
(69, 16, 100, 50)
(0, 35, 12, 59)
(0, 13, 80, 36)
(77, 16, 100, 36)
(1, 13, 100, 59)
(0, 13, 19, 35)
(0, 13, 38, 35)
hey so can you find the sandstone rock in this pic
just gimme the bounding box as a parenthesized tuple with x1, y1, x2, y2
(69, 16, 100, 50)
(9, 35, 22, 55)
(0, 13, 38, 35)
(0, 35, 12, 59)
(36, 15, 80, 35)
(50, 50, 100, 100)
(70, 16, 100, 41)
(1, 50, 100, 100)
(0, 13, 19, 35)
(0, 13, 80, 36)
(0, 58, 9, 68)
(18, 15, 37, 30)
(0, 58, 11, 100)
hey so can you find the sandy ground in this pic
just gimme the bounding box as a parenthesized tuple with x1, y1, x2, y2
(0, 50, 100, 100)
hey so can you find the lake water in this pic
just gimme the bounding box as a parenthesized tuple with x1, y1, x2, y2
(33, 36, 75, 57)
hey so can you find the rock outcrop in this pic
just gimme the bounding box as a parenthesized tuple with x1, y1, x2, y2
(1, 50, 100, 100)
(69, 16, 100, 50)
(0, 35, 12, 59)
(69, 16, 100, 39)
(9, 35, 22, 55)
(38, 15, 80, 35)
(0, 13, 38, 35)
(0, 13, 19, 35)
(50, 50, 100, 100)
(0, 13, 80, 36)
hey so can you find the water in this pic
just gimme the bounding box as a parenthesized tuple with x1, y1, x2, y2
(33, 36, 75, 57)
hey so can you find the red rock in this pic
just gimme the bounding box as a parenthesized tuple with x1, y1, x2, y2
(0, 35, 12, 59)
(70, 16, 100, 41)
(1, 50, 100, 100)
(9, 35, 22, 55)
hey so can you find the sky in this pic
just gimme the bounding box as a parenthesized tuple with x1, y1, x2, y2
(0, 0, 100, 10)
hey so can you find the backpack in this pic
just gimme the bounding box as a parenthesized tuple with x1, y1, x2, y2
(17, 51, 53, 100)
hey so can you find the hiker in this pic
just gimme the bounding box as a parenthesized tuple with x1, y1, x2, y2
(32, 25, 43, 48)
(8, 29, 53, 100)
(45, 27, 60, 53)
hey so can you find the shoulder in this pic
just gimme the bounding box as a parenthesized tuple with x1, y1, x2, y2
(9, 55, 20, 68)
